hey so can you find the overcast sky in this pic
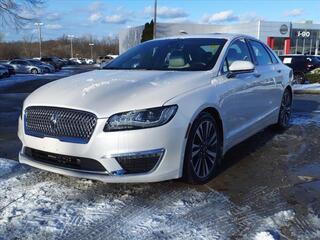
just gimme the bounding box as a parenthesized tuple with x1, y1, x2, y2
(2, 0, 320, 41)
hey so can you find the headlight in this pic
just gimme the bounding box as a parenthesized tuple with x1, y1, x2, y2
(104, 105, 178, 132)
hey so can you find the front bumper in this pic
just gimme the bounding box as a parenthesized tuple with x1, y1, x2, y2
(18, 110, 189, 183)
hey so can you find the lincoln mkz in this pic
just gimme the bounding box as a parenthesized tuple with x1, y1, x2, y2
(18, 34, 293, 184)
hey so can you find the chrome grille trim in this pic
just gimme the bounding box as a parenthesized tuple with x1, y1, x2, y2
(24, 106, 97, 144)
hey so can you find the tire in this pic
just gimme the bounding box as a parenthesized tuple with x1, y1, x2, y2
(293, 72, 305, 84)
(31, 68, 38, 74)
(183, 112, 222, 184)
(275, 88, 292, 130)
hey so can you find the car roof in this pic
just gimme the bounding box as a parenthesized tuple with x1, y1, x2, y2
(148, 33, 259, 42)
(279, 54, 309, 57)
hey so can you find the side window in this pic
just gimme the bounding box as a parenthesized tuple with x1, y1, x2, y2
(266, 48, 279, 64)
(249, 40, 272, 65)
(223, 39, 252, 73)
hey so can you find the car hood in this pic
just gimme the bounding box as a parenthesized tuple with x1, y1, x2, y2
(24, 70, 212, 118)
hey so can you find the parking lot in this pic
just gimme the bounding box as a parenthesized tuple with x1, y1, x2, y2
(0, 66, 319, 239)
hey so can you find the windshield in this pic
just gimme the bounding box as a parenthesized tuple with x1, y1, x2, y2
(104, 38, 227, 71)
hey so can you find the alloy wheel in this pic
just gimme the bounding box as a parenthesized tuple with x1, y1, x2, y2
(191, 120, 218, 179)
(31, 69, 38, 74)
(279, 90, 292, 127)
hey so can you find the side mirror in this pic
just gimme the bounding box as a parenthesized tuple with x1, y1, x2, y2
(227, 60, 255, 78)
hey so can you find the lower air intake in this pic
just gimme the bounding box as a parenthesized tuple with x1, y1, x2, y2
(115, 149, 164, 174)
(24, 147, 106, 173)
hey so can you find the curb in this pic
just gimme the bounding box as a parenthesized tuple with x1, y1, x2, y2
(294, 89, 320, 94)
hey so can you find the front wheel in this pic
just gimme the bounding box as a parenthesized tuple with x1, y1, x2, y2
(31, 68, 38, 74)
(183, 112, 222, 184)
(275, 89, 292, 130)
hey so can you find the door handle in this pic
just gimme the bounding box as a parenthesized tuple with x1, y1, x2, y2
(277, 69, 282, 73)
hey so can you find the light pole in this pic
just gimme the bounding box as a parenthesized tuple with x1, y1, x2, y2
(89, 43, 94, 59)
(153, 0, 157, 39)
(34, 22, 44, 58)
(68, 35, 75, 58)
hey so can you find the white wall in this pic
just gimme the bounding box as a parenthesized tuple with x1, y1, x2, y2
(258, 21, 290, 43)
(118, 21, 320, 53)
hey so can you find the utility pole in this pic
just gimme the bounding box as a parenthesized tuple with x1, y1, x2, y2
(89, 43, 94, 59)
(68, 35, 74, 58)
(153, 0, 157, 39)
(34, 22, 44, 58)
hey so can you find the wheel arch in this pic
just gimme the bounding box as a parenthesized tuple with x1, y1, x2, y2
(182, 106, 225, 182)
(201, 107, 224, 151)
(286, 84, 293, 94)
(184, 106, 225, 161)
(285, 85, 293, 103)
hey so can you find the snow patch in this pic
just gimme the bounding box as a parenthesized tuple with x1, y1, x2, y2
(293, 83, 320, 91)
(0, 158, 18, 177)
(254, 231, 275, 240)
(264, 210, 295, 228)
(291, 113, 320, 127)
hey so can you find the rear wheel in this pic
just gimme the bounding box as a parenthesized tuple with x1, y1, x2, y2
(275, 88, 292, 130)
(31, 68, 38, 74)
(183, 112, 222, 184)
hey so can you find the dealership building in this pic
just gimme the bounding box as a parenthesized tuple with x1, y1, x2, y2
(119, 20, 320, 55)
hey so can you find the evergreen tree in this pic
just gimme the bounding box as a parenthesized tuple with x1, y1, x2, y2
(141, 20, 154, 43)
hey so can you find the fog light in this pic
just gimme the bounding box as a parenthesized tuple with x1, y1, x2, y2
(113, 149, 165, 174)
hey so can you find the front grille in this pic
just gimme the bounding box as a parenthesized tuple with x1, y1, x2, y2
(24, 106, 97, 144)
(24, 147, 106, 173)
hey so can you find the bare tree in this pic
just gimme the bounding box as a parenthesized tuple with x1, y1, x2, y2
(0, 0, 43, 28)
(0, 34, 119, 59)
(22, 33, 34, 57)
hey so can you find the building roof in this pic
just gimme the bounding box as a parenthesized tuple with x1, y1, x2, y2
(150, 33, 257, 41)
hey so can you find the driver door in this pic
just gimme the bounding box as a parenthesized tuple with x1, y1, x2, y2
(220, 38, 266, 148)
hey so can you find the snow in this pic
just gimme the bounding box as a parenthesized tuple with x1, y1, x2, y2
(0, 158, 19, 177)
(293, 83, 320, 91)
(254, 232, 275, 240)
(0, 70, 74, 88)
(291, 113, 320, 127)
(264, 210, 295, 228)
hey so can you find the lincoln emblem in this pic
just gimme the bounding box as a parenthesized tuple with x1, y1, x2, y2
(50, 113, 58, 129)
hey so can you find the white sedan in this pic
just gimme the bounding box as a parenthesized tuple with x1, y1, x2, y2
(18, 34, 293, 184)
